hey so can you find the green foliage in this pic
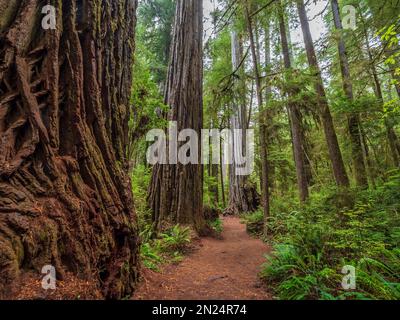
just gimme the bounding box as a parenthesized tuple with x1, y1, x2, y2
(241, 210, 264, 236)
(261, 171, 400, 300)
(129, 3, 172, 165)
(137, 0, 176, 85)
(203, 170, 222, 209)
(159, 225, 191, 252)
(208, 218, 223, 234)
(140, 225, 192, 271)
(131, 164, 153, 230)
(132, 165, 192, 270)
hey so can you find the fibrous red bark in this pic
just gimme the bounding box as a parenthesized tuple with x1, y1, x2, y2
(0, 0, 139, 299)
(148, 0, 206, 232)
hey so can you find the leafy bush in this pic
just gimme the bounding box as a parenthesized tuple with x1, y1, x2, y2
(208, 218, 223, 234)
(261, 171, 400, 300)
(241, 210, 264, 236)
(141, 242, 163, 271)
(159, 225, 191, 252)
(140, 225, 192, 271)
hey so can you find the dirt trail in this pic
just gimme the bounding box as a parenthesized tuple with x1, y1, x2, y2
(134, 216, 272, 300)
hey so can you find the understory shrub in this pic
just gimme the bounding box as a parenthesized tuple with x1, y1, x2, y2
(132, 165, 192, 271)
(261, 170, 400, 300)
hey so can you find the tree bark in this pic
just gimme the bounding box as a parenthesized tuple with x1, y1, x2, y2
(0, 0, 139, 299)
(148, 0, 206, 232)
(226, 31, 258, 215)
(244, 1, 270, 229)
(331, 0, 368, 188)
(296, 0, 350, 187)
(278, 1, 309, 202)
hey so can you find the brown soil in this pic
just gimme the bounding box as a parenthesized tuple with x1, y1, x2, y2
(7, 272, 102, 300)
(134, 216, 272, 300)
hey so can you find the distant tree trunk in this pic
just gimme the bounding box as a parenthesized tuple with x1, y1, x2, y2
(211, 163, 219, 206)
(331, 0, 368, 188)
(209, 120, 219, 207)
(264, 19, 277, 194)
(296, 0, 350, 187)
(148, 0, 206, 232)
(244, 2, 270, 230)
(0, 1, 139, 299)
(278, 1, 309, 202)
(226, 31, 258, 215)
(220, 135, 226, 208)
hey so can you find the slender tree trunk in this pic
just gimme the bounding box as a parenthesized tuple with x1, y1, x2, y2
(296, 0, 350, 187)
(244, 1, 270, 229)
(278, 1, 309, 202)
(360, 123, 376, 188)
(331, 0, 368, 188)
(211, 163, 219, 206)
(208, 121, 219, 207)
(264, 19, 277, 194)
(148, 0, 206, 232)
(0, 0, 139, 298)
(220, 135, 226, 208)
(358, 8, 400, 167)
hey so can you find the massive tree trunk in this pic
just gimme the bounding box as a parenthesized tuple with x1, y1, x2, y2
(0, 0, 139, 299)
(296, 0, 350, 187)
(148, 0, 206, 232)
(331, 0, 368, 188)
(278, 1, 309, 202)
(226, 31, 258, 215)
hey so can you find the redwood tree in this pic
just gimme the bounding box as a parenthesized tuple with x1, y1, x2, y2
(0, 1, 139, 298)
(148, 0, 206, 231)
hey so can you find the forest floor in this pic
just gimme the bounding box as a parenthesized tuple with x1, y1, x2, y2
(134, 216, 272, 300)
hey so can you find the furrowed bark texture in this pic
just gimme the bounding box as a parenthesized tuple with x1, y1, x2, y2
(148, 0, 206, 231)
(0, 0, 139, 299)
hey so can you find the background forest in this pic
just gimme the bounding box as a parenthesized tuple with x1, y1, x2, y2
(130, 0, 400, 300)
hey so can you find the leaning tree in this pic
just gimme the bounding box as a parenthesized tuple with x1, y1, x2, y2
(0, 0, 139, 298)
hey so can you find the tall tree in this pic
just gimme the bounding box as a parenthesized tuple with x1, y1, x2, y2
(226, 30, 258, 215)
(366, 0, 400, 98)
(358, 4, 400, 168)
(296, 0, 350, 187)
(278, 0, 309, 201)
(244, 0, 271, 227)
(331, 0, 368, 187)
(148, 0, 206, 231)
(0, 1, 139, 298)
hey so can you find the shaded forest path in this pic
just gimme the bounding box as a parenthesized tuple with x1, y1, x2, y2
(134, 216, 272, 300)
